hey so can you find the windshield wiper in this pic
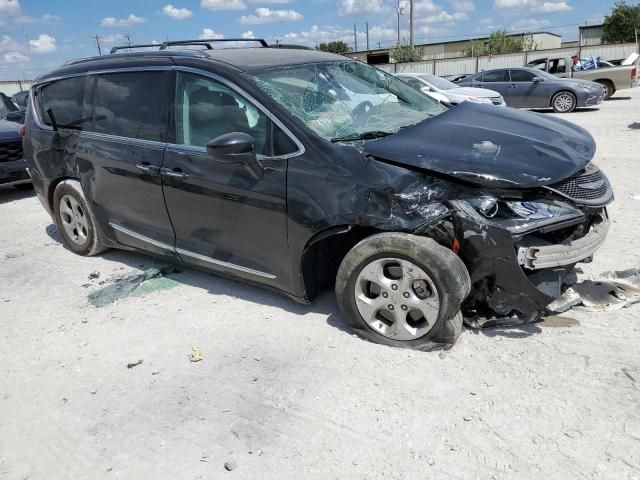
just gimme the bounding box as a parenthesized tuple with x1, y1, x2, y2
(330, 130, 393, 143)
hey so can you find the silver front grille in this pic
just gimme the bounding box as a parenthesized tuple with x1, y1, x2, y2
(547, 164, 613, 206)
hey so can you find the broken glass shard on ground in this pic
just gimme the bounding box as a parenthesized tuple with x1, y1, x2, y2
(87, 267, 180, 308)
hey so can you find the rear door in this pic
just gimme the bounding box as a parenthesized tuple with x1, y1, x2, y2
(82, 70, 176, 256)
(476, 70, 511, 99)
(507, 69, 544, 108)
(161, 70, 300, 288)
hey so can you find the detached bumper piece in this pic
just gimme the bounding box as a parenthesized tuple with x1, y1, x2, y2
(517, 218, 610, 270)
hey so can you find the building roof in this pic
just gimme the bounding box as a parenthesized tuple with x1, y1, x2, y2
(350, 30, 562, 55)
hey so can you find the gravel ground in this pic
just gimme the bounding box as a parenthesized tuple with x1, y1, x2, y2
(1, 91, 639, 480)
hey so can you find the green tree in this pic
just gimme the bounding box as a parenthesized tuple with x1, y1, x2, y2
(463, 30, 537, 56)
(317, 41, 352, 55)
(602, 1, 640, 43)
(390, 41, 423, 63)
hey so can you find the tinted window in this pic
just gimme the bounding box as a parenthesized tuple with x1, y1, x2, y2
(481, 70, 509, 82)
(509, 70, 537, 82)
(93, 72, 168, 142)
(176, 72, 276, 155)
(38, 76, 88, 128)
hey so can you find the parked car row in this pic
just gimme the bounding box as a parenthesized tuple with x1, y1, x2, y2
(398, 67, 607, 113)
(0, 90, 29, 189)
(20, 39, 614, 350)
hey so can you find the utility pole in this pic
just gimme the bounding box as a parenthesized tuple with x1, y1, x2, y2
(366, 22, 369, 50)
(396, 0, 404, 44)
(93, 35, 103, 55)
(354, 23, 358, 51)
(409, 0, 414, 46)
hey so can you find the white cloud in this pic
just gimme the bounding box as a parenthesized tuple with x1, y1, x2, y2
(449, 0, 475, 12)
(198, 28, 225, 39)
(201, 0, 246, 10)
(240, 7, 302, 25)
(0, 0, 20, 15)
(241, 30, 256, 39)
(279, 23, 395, 49)
(510, 18, 551, 31)
(101, 14, 146, 28)
(100, 34, 127, 44)
(162, 4, 193, 20)
(29, 33, 56, 53)
(494, 0, 571, 13)
(42, 14, 61, 23)
(338, 0, 384, 16)
(4, 51, 28, 63)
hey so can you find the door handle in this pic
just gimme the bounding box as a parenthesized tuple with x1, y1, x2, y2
(160, 167, 189, 179)
(136, 162, 161, 174)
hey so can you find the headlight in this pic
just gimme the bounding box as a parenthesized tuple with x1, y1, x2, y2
(453, 197, 585, 234)
(578, 84, 592, 91)
(467, 96, 492, 104)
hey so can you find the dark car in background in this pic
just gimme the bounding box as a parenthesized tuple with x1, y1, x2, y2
(11, 90, 29, 109)
(457, 67, 605, 112)
(23, 40, 613, 349)
(0, 119, 29, 189)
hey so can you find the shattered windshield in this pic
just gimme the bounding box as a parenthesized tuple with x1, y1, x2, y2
(252, 61, 446, 142)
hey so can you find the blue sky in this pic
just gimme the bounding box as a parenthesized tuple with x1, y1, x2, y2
(0, 0, 616, 80)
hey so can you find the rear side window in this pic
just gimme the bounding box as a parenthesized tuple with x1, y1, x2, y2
(509, 70, 537, 82)
(38, 76, 88, 129)
(480, 70, 509, 82)
(93, 72, 168, 142)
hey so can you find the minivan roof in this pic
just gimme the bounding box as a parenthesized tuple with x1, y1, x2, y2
(35, 47, 352, 84)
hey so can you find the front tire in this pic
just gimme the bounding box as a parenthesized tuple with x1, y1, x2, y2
(596, 80, 614, 100)
(551, 91, 577, 113)
(335, 233, 470, 351)
(53, 180, 106, 256)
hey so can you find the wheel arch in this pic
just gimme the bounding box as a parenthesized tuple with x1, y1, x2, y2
(300, 225, 380, 301)
(48, 176, 80, 212)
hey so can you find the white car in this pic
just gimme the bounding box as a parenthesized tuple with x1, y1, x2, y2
(396, 73, 507, 107)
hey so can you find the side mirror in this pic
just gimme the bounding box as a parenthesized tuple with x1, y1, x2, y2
(421, 86, 434, 93)
(532, 77, 544, 83)
(206, 132, 264, 179)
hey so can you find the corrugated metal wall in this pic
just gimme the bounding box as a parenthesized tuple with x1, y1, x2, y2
(377, 43, 638, 77)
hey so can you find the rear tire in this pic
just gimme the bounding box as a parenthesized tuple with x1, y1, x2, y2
(53, 180, 107, 256)
(335, 233, 470, 351)
(551, 91, 577, 113)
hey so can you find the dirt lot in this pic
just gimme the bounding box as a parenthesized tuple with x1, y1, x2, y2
(1, 91, 639, 480)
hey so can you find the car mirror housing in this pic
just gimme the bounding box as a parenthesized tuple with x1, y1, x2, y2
(532, 77, 544, 83)
(206, 132, 264, 179)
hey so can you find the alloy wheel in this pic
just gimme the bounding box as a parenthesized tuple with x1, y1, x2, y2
(354, 257, 440, 341)
(554, 93, 575, 113)
(59, 194, 89, 246)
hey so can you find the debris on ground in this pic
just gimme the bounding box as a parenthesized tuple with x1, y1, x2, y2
(87, 267, 180, 308)
(127, 359, 143, 369)
(88, 271, 100, 280)
(189, 346, 202, 363)
(224, 460, 237, 471)
(548, 269, 640, 313)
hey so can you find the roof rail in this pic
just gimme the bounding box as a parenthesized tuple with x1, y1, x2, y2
(159, 38, 269, 50)
(109, 44, 162, 54)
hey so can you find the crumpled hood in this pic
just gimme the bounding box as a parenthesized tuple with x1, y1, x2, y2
(364, 102, 595, 189)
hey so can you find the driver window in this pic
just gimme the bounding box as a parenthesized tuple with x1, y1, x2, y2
(176, 72, 269, 155)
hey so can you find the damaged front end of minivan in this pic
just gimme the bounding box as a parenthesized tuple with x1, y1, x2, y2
(364, 102, 613, 328)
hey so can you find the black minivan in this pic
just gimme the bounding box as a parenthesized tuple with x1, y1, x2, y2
(24, 40, 613, 350)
